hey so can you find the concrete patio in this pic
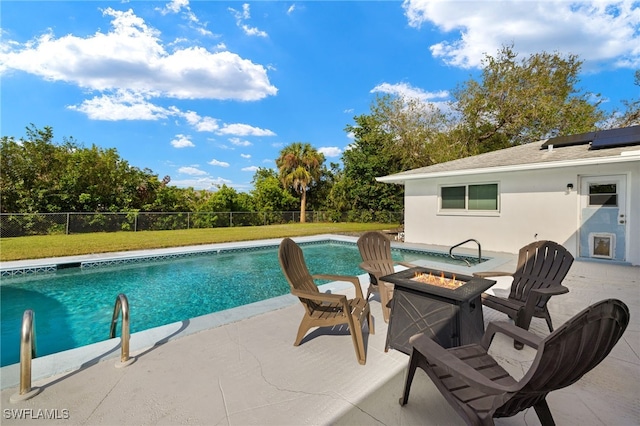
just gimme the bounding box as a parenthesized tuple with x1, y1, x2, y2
(1, 240, 638, 425)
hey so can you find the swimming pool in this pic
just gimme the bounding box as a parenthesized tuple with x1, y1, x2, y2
(0, 239, 485, 367)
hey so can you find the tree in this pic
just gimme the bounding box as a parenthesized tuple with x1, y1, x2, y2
(338, 111, 405, 221)
(452, 45, 605, 153)
(1, 124, 164, 213)
(250, 168, 297, 212)
(275, 142, 324, 223)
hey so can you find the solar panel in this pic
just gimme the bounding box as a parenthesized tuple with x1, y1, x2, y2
(590, 125, 640, 150)
(540, 131, 594, 149)
(540, 126, 640, 150)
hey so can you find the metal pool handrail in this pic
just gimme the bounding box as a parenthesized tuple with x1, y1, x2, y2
(449, 239, 482, 266)
(10, 310, 41, 403)
(109, 293, 135, 367)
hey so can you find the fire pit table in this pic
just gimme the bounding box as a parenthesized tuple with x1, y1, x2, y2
(381, 267, 496, 354)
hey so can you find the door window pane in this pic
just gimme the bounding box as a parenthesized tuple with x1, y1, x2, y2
(589, 184, 617, 206)
(441, 186, 466, 209)
(468, 184, 498, 210)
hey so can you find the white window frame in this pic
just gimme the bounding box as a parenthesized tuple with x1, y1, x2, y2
(438, 182, 501, 216)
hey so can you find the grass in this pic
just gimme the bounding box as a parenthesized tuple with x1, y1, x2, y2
(0, 222, 398, 261)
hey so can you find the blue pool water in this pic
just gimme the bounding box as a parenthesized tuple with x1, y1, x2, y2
(0, 240, 481, 366)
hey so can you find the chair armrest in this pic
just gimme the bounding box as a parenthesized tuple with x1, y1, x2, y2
(529, 285, 569, 296)
(409, 334, 522, 395)
(290, 288, 348, 305)
(481, 321, 543, 350)
(312, 274, 365, 299)
(472, 271, 513, 278)
(522, 285, 569, 319)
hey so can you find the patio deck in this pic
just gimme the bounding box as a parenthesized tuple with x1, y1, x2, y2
(1, 240, 638, 425)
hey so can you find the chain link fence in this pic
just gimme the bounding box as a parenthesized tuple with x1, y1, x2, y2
(0, 211, 403, 238)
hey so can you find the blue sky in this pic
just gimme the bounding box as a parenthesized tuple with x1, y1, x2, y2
(1, 1, 639, 191)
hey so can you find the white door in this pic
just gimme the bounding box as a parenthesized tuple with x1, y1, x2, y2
(579, 175, 627, 261)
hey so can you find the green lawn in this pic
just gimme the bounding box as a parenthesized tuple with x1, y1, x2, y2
(0, 223, 397, 261)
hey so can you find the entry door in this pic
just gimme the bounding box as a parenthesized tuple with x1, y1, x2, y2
(579, 175, 627, 261)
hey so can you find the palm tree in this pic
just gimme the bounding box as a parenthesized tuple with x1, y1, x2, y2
(276, 142, 324, 223)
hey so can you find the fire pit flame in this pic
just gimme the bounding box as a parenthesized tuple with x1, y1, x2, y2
(412, 271, 465, 289)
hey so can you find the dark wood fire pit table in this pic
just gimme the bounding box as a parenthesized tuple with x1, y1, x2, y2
(380, 267, 496, 354)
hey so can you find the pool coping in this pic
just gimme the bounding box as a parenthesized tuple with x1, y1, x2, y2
(0, 234, 511, 390)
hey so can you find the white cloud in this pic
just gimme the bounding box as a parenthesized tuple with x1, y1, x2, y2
(218, 123, 276, 136)
(242, 166, 259, 172)
(371, 82, 449, 102)
(287, 4, 296, 15)
(241, 153, 251, 159)
(0, 8, 277, 100)
(170, 176, 232, 189)
(318, 146, 342, 158)
(208, 159, 230, 167)
(178, 166, 207, 175)
(158, 0, 189, 15)
(186, 113, 220, 132)
(402, 0, 640, 69)
(229, 137, 252, 147)
(68, 89, 174, 120)
(171, 134, 195, 148)
(229, 4, 268, 37)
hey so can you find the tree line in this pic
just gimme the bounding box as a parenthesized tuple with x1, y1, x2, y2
(2, 46, 638, 222)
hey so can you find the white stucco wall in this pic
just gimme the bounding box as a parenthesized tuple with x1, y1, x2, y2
(403, 159, 640, 265)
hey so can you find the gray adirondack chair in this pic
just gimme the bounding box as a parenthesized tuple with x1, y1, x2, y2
(399, 298, 630, 426)
(474, 240, 574, 348)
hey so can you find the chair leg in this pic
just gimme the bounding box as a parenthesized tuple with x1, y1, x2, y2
(533, 399, 555, 426)
(544, 310, 554, 332)
(350, 314, 367, 365)
(399, 348, 421, 406)
(293, 316, 312, 346)
(366, 282, 374, 301)
(514, 309, 534, 350)
(368, 308, 375, 335)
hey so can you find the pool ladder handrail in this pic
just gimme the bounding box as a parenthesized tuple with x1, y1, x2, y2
(449, 239, 482, 267)
(109, 293, 135, 367)
(10, 310, 41, 403)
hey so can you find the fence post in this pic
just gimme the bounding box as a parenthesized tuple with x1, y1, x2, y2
(134, 213, 138, 232)
(66, 213, 70, 235)
(187, 212, 190, 230)
(230, 212, 233, 227)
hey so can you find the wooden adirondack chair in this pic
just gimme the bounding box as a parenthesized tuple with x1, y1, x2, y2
(474, 240, 574, 348)
(399, 299, 630, 426)
(357, 231, 414, 323)
(278, 237, 374, 365)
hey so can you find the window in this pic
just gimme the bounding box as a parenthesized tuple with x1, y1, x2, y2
(440, 183, 499, 211)
(588, 183, 617, 207)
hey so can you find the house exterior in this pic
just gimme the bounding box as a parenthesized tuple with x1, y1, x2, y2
(378, 126, 640, 266)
